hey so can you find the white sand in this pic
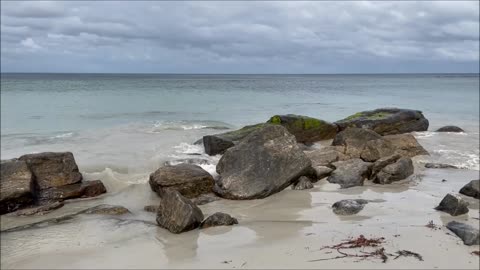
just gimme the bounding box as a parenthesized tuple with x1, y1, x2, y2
(1, 165, 479, 269)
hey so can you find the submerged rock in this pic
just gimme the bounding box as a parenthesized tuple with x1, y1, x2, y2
(19, 152, 83, 189)
(327, 159, 372, 188)
(436, 126, 464, 133)
(156, 190, 204, 234)
(37, 180, 106, 202)
(335, 108, 429, 135)
(425, 163, 458, 169)
(0, 159, 35, 215)
(332, 199, 369, 215)
(372, 157, 414, 184)
(446, 221, 479, 246)
(84, 204, 130, 215)
(435, 193, 469, 216)
(292, 176, 314, 190)
(149, 164, 214, 199)
(200, 212, 238, 229)
(459, 180, 480, 199)
(13, 201, 64, 216)
(267, 114, 338, 143)
(202, 123, 264, 155)
(214, 124, 312, 199)
(191, 193, 221, 205)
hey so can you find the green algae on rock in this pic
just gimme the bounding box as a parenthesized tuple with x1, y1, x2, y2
(267, 114, 338, 143)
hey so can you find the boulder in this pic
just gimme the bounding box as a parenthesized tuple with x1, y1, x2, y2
(332, 128, 382, 158)
(19, 152, 82, 190)
(459, 180, 479, 199)
(361, 133, 428, 162)
(37, 180, 106, 202)
(0, 159, 35, 215)
(436, 126, 464, 133)
(372, 157, 414, 184)
(214, 124, 312, 199)
(156, 190, 204, 234)
(332, 199, 369, 215)
(370, 154, 402, 176)
(202, 123, 264, 155)
(292, 176, 314, 190)
(425, 163, 458, 169)
(335, 108, 429, 135)
(327, 159, 372, 188)
(446, 221, 479, 246)
(267, 114, 338, 143)
(84, 204, 130, 215)
(435, 193, 469, 216)
(313, 166, 334, 180)
(200, 212, 238, 229)
(13, 201, 64, 216)
(149, 164, 214, 199)
(305, 146, 348, 167)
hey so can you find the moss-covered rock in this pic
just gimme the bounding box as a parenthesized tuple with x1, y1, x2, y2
(267, 114, 338, 143)
(335, 108, 429, 135)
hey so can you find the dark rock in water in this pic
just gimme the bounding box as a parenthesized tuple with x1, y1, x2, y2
(19, 152, 83, 189)
(267, 114, 338, 143)
(305, 146, 348, 167)
(435, 193, 469, 216)
(156, 190, 204, 234)
(292, 176, 314, 190)
(327, 159, 372, 188)
(361, 134, 429, 161)
(436, 126, 464, 133)
(191, 193, 221, 205)
(200, 212, 238, 229)
(37, 180, 106, 202)
(373, 157, 414, 184)
(332, 199, 369, 215)
(149, 164, 214, 199)
(164, 158, 212, 167)
(144, 205, 158, 213)
(335, 108, 429, 135)
(13, 201, 64, 216)
(425, 163, 458, 169)
(214, 124, 312, 199)
(332, 128, 382, 158)
(446, 221, 479, 246)
(0, 159, 35, 215)
(370, 154, 402, 176)
(312, 166, 334, 180)
(84, 204, 130, 215)
(202, 123, 264, 155)
(459, 180, 479, 199)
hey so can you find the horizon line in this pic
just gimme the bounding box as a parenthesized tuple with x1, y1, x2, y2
(1, 72, 479, 75)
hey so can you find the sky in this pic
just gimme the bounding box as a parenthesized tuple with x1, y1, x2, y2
(1, 1, 479, 73)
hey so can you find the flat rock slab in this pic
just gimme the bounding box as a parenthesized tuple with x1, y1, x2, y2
(200, 212, 238, 229)
(156, 190, 204, 234)
(435, 193, 469, 216)
(459, 180, 479, 199)
(446, 221, 480, 246)
(332, 199, 369, 215)
(149, 164, 214, 199)
(327, 159, 372, 188)
(0, 159, 35, 215)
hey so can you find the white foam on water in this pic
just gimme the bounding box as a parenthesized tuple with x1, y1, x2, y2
(51, 132, 74, 139)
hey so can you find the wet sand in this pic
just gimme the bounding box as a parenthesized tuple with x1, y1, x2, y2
(1, 161, 479, 269)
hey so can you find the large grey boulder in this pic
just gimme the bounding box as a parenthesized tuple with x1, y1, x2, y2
(267, 114, 338, 143)
(156, 190, 204, 234)
(335, 108, 429, 135)
(214, 124, 312, 199)
(446, 221, 479, 246)
(19, 152, 83, 189)
(372, 157, 414, 184)
(435, 193, 469, 216)
(202, 123, 264, 155)
(459, 180, 479, 199)
(327, 159, 372, 188)
(0, 159, 35, 215)
(149, 164, 214, 199)
(200, 212, 238, 229)
(332, 199, 369, 215)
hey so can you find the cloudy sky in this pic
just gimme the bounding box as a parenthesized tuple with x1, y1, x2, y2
(1, 1, 479, 73)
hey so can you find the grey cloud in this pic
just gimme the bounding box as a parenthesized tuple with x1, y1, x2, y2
(1, 1, 478, 73)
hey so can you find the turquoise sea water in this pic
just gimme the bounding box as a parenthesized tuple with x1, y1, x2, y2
(1, 73, 479, 179)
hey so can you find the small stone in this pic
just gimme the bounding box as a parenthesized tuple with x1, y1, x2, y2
(446, 221, 479, 245)
(435, 193, 469, 216)
(200, 212, 238, 229)
(332, 199, 369, 215)
(156, 190, 204, 234)
(436, 126, 464, 133)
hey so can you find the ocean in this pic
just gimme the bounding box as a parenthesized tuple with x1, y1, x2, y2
(1, 73, 480, 269)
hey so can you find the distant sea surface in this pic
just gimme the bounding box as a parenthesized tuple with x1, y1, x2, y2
(1, 73, 479, 186)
